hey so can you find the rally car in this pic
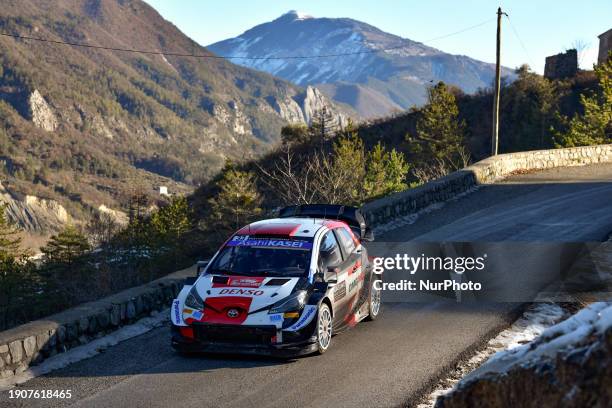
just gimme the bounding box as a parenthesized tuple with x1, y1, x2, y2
(170, 204, 381, 356)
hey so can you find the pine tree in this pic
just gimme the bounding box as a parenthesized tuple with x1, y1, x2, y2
(554, 53, 612, 147)
(501, 64, 557, 151)
(207, 163, 262, 235)
(281, 123, 310, 146)
(121, 190, 152, 248)
(364, 143, 387, 198)
(128, 191, 149, 224)
(364, 142, 409, 199)
(0, 204, 21, 259)
(309, 106, 338, 142)
(150, 195, 192, 243)
(42, 225, 91, 265)
(0, 204, 34, 330)
(329, 128, 366, 204)
(407, 82, 467, 166)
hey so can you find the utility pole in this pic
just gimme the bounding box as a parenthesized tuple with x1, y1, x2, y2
(491, 7, 506, 156)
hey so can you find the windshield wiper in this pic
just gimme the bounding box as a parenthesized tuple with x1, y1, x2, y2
(208, 268, 236, 275)
(251, 268, 305, 277)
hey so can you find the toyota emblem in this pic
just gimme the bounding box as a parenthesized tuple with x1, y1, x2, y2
(227, 308, 239, 318)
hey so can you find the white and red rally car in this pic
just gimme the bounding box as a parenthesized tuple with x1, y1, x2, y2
(170, 204, 380, 356)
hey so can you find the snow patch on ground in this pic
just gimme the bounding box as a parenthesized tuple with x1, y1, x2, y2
(417, 302, 567, 408)
(0, 310, 169, 391)
(466, 302, 612, 381)
(373, 186, 480, 235)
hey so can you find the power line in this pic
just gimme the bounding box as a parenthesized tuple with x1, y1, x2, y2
(504, 14, 535, 69)
(0, 17, 494, 60)
(419, 18, 494, 44)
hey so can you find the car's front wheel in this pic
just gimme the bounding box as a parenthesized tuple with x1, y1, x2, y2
(316, 303, 333, 354)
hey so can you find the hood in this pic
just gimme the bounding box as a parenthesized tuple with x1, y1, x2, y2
(186, 275, 300, 324)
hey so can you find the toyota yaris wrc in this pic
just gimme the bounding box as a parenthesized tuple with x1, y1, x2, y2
(170, 204, 381, 356)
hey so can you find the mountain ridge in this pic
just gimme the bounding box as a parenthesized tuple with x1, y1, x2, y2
(209, 11, 514, 117)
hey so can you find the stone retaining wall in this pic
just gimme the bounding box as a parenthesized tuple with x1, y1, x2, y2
(362, 144, 612, 227)
(0, 266, 193, 380)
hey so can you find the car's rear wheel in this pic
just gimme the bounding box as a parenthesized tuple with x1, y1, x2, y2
(316, 303, 333, 354)
(366, 277, 382, 321)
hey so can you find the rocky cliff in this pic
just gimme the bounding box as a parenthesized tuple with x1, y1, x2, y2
(27, 89, 58, 132)
(0, 182, 68, 233)
(268, 85, 349, 126)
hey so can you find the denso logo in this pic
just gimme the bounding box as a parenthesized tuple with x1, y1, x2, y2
(219, 288, 264, 296)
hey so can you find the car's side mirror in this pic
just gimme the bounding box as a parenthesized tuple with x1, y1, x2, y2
(196, 260, 210, 276)
(324, 266, 339, 284)
(362, 227, 374, 242)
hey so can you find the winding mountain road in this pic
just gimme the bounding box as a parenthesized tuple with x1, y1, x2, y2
(3, 163, 612, 408)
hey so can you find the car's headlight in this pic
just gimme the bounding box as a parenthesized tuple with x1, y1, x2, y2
(269, 290, 308, 314)
(184, 285, 204, 310)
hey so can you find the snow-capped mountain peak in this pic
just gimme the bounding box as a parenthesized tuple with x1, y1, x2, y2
(208, 12, 512, 118)
(281, 10, 314, 21)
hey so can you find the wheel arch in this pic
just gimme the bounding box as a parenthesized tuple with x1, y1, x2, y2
(320, 296, 333, 318)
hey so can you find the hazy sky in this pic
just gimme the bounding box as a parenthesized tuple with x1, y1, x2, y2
(145, 1, 611, 74)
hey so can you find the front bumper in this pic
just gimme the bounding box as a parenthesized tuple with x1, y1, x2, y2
(170, 323, 318, 357)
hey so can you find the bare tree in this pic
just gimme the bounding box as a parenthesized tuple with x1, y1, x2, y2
(86, 212, 120, 247)
(412, 145, 471, 184)
(569, 39, 590, 68)
(256, 145, 318, 205)
(257, 145, 363, 206)
(412, 158, 451, 184)
(453, 144, 472, 169)
(307, 150, 359, 204)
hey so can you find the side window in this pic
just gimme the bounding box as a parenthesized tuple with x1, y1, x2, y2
(335, 227, 356, 255)
(318, 231, 343, 271)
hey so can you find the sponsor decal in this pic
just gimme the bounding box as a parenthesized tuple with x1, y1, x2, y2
(226, 236, 313, 250)
(348, 278, 359, 293)
(172, 299, 181, 324)
(192, 310, 203, 320)
(212, 276, 265, 288)
(219, 288, 264, 296)
(286, 305, 317, 331)
(334, 282, 346, 301)
(231, 278, 262, 287)
(269, 313, 283, 322)
(183, 308, 193, 314)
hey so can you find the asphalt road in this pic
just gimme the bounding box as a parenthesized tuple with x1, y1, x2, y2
(3, 163, 612, 408)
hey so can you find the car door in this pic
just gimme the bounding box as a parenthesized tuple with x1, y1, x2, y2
(317, 230, 351, 329)
(333, 227, 364, 326)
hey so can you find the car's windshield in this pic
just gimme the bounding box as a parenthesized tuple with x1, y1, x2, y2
(208, 236, 313, 277)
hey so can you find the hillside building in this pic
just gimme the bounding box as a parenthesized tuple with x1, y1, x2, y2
(544, 49, 578, 80)
(598, 28, 612, 65)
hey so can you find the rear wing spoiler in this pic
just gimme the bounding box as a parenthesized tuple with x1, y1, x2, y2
(278, 204, 373, 241)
